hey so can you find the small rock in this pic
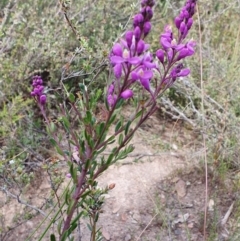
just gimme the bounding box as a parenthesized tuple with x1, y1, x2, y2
(125, 234, 131, 241)
(121, 212, 128, 221)
(112, 204, 121, 214)
(174, 228, 182, 235)
(102, 227, 111, 240)
(132, 210, 141, 223)
(172, 143, 178, 150)
(172, 213, 190, 228)
(208, 199, 215, 211)
(175, 179, 187, 197)
(172, 177, 180, 183)
(188, 222, 194, 229)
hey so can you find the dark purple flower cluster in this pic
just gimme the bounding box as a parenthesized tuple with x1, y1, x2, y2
(174, 0, 197, 40)
(31, 75, 47, 105)
(108, 0, 156, 108)
(107, 0, 197, 108)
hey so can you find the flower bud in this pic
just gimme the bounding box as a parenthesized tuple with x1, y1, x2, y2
(137, 39, 145, 55)
(134, 26, 141, 40)
(143, 22, 151, 36)
(133, 14, 144, 27)
(40, 95, 47, 105)
(125, 31, 133, 48)
(174, 16, 182, 29)
(156, 49, 165, 64)
(113, 64, 122, 79)
(121, 89, 133, 99)
(112, 43, 122, 56)
(187, 17, 193, 29)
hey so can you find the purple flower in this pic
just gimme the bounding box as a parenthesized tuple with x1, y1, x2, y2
(110, 49, 141, 65)
(131, 67, 153, 91)
(66, 173, 72, 178)
(170, 64, 190, 80)
(107, 94, 117, 108)
(177, 40, 196, 60)
(133, 14, 144, 27)
(121, 89, 133, 99)
(40, 95, 47, 105)
(156, 49, 165, 64)
(125, 31, 134, 48)
(112, 43, 123, 56)
(143, 22, 151, 36)
(31, 75, 47, 106)
(113, 64, 122, 79)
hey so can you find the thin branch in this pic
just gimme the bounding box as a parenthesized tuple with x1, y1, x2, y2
(0, 187, 46, 217)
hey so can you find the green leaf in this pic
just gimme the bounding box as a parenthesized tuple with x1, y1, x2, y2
(68, 93, 75, 102)
(49, 138, 57, 146)
(67, 200, 75, 215)
(85, 159, 91, 170)
(56, 146, 64, 156)
(60, 231, 68, 241)
(106, 153, 114, 165)
(86, 110, 92, 123)
(67, 222, 77, 235)
(57, 219, 63, 235)
(118, 133, 123, 145)
(115, 120, 122, 133)
(115, 98, 124, 109)
(96, 122, 105, 137)
(87, 223, 92, 231)
(61, 116, 70, 130)
(64, 188, 70, 205)
(50, 122, 56, 132)
(96, 145, 107, 155)
(50, 234, 56, 241)
(135, 109, 143, 119)
(95, 212, 99, 222)
(125, 120, 131, 135)
(69, 162, 77, 184)
(79, 83, 86, 93)
(109, 114, 116, 125)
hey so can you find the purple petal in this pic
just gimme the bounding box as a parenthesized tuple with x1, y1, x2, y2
(107, 94, 117, 107)
(142, 70, 153, 80)
(121, 89, 133, 99)
(161, 37, 171, 49)
(131, 71, 139, 81)
(133, 14, 144, 27)
(40, 95, 47, 105)
(137, 39, 145, 55)
(156, 49, 165, 64)
(179, 68, 190, 77)
(113, 64, 122, 79)
(174, 16, 182, 29)
(125, 30, 133, 47)
(143, 22, 151, 35)
(66, 173, 72, 178)
(140, 78, 150, 91)
(108, 84, 114, 95)
(128, 57, 141, 65)
(187, 18, 193, 29)
(177, 48, 189, 60)
(134, 26, 141, 40)
(112, 43, 123, 56)
(110, 56, 124, 64)
(175, 44, 185, 51)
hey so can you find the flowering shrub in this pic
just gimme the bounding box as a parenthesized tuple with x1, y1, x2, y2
(31, 0, 198, 240)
